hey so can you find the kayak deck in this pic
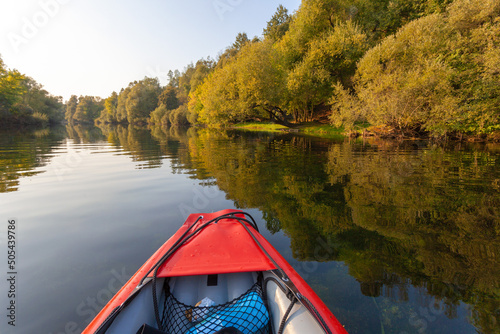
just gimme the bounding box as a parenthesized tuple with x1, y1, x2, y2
(84, 210, 347, 334)
(104, 271, 324, 334)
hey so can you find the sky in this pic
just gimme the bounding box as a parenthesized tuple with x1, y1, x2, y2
(0, 0, 301, 102)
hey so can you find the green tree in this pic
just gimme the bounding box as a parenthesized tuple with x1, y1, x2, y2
(167, 70, 180, 88)
(232, 32, 250, 51)
(347, 0, 453, 42)
(197, 59, 243, 126)
(150, 104, 169, 126)
(96, 91, 118, 124)
(177, 58, 215, 105)
(263, 5, 292, 41)
(65, 95, 78, 123)
(126, 77, 162, 124)
(0, 56, 26, 117)
(190, 59, 215, 91)
(158, 85, 180, 111)
(337, 0, 500, 136)
(169, 104, 190, 127)
(236, 39, 291, 125)
(73, 96, 104, 124)
(216, 33, 250, 69)
(116, 87, 131, 123)
(286, 21, 367, 121)
(18, 77, 64, 124)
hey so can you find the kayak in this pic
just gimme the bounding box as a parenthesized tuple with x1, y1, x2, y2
(83, 209, 348, 334)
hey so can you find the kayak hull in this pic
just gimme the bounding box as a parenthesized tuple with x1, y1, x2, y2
(83, 210, 347, 334)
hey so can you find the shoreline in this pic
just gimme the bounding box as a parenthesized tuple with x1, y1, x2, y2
(231, 122, 500, 142)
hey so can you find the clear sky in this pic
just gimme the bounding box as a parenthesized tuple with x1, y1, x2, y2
(0, 0, 301, 102)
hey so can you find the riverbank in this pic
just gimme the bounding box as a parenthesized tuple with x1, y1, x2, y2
(232, 122, 347, 139)
(232, 122, 500, 142)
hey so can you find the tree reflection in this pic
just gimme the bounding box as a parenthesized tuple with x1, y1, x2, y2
(179, 129, 499, 333)
(1, 125, 498, 332)
(0, 127, 66, 192)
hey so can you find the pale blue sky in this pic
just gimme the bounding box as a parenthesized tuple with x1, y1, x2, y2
(0, 0, 301, 101)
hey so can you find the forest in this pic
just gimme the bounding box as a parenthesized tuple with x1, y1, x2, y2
(1, 0, 499, 138)
(0, 57, 64, 127)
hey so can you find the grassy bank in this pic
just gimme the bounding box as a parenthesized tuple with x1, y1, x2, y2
(232, 122, 348, 139)
(232, 123, 288, 132)
(297, 123, 345, 138)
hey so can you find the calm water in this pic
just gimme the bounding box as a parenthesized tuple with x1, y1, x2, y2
(0, 124, 499, 334)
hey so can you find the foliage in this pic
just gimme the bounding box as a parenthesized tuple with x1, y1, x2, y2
(95, 91, 118, 124)
(235, 39, 290, 125)
(263, 5, 292, 41)
(73, 96, 104, 124)
(150, 104, 169, 126)
(334, 0, 500, 136)
(216, 33, 250, 70)
(192, 0, 446, 128)
(169, 104, 190, 127)
(80, 0, 498, 135)
(158, 85, 180, 111)
(346, 0, 453, 41)
(116, 86, 131, 123)
(20, 77, 64, 124)
(197, 58, 244, 126)
(65, 95, 78, 123)
(0, 66, 26, 116)
(285, 20, 368, 121)
(0, 56, 64, 126)
(126, 77, 162, 124)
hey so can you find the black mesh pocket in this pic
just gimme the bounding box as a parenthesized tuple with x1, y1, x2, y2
(160, 283, 271, 334)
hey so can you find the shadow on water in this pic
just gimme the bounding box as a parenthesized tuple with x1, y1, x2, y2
(0, 124, 499, 333)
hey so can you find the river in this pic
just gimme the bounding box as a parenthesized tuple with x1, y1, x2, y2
(0, 124, 498, 334)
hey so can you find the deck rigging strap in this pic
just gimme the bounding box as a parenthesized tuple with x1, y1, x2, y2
(146, 211, 331, 334)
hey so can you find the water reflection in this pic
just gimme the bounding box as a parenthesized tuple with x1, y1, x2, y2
(0, 126, 66, 192)
(173, 129, 500, 333)
(0, 124, 499, 333)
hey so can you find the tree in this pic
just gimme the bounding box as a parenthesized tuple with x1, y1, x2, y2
(177, 58, 215, 105)
(278, 0, 343, 66)
(0, 56, 26, 116)
(16, 77, 63, 124)
(232, 32, 250, 51)
(116, 87, 131, 123)
(105, 92, 118, 118)
(263, 5, 292, 41)
(96, 91, 118, 124)
(336, 0, 500, 136)
(158, 85, 179, 111)
(286, 21, 368, 121)
(126, 77, 162, 124)
(216, 33, 250, 69)
(73, 96, 104, 123)
(65, 95, 78, 123)
(236, 39, 291, 125)
(197, 58, 245, 126)
(169, 104, 190, 127)
(167, 70, 180, 88)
